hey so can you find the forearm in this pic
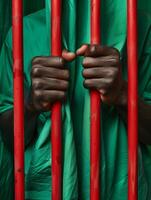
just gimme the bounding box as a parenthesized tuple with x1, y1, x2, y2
(0, 99, 39, 150)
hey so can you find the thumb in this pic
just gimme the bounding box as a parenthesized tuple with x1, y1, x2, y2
(62, 49, 76, 62)
(76, 44, 89, 56)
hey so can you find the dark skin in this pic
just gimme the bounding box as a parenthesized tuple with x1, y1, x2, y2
(77, 45, 151, 145)
(0, 51, 76, 149)
(0, 44, 151, 150)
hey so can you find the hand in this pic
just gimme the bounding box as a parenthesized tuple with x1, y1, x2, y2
(77, 44, 127, 106)
(28, 51, 76, 112)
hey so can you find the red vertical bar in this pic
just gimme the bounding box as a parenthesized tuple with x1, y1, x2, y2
(90, 0, 101, 200)
(127, 0, 138, 200)
(51, 0, 62, 200)
(12, 0, 25, 200)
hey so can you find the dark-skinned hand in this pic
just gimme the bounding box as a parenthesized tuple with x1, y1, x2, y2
(76, 44, 127, 106)
(28, 51, 75, 112)
(28, 44, 127, 112)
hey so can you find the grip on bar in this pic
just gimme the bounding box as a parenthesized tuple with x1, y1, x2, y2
(90, 0, 101, 200)
(51, 0, 62, 200)
(12, 0, 25, 199)
(127, 0, 138, 199)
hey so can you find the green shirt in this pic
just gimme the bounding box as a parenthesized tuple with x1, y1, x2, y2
(0, 1, 151, 199)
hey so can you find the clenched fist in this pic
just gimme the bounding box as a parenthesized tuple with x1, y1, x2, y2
(77, 44, 127, 106)
(27, 51, 75, 112)
(26, 44, 127, 113)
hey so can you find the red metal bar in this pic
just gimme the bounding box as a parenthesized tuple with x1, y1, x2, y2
(51, 0, 62, 199)
(12, 0, 25, 200)
(127, 0, 138, 199)
(90, 0, 101, 200)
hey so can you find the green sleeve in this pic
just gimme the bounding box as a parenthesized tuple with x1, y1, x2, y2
(0, 34, 13, 114)
(139, 25, 151, 188)
(141, 55, 151, 104)
(139, 31, 151, 104)
(0, 34, 14, 200)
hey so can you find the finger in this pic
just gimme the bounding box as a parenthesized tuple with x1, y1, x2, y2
(83, 67, 118, 79)
(99, 89, 108, 95)
(62, 49, 76, 61)
(32, 56, 65, 69)
(31, 65, 69, 80)
(83, 78, 112, 90)
(32, 78, 69, 91)
(76, 44, 89, 56)
(83, 56, 119, 68)
(34, 90, 66, 102)
(77, 44, 120, 57)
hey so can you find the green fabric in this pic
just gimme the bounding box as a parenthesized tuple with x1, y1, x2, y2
(0, 0, 44, 50)
(0, 0, 151, 199)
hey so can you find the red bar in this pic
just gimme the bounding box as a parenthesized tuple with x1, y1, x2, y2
(51, 0, 62, 200)
(12, 0, 25, 200)
(90, 0, 101, 200)
(127, 0, 138, 200)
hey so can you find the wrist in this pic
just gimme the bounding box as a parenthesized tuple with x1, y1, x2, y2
(25, 92, 40, 115)
(115, 80, 127, 107)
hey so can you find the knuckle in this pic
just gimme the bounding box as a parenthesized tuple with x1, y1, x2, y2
(84, 79, 88, 84)
(82, 58, 86, 66)
(106, 77, 115, 86)
(31, 66, 40, 77)
(111, 57, 119, 65)
(32, 80, 42, 89)
(83, 57, 89, 66)
(59, 91, 66, 99)
(108, 68, 118, 77)
(32, 56, 41, 65)
(107, 78, 113, 84)
(83, 80, 88, 88)
(59, 57, 65, 67)
(82, 69, 87, 77)
(34, 90, 42, 99)
(113, 68, 119, 77)
(63, 70, 70, 79)
(59, 80, 69, 90)
(107, 69, 114, 77)
(64, 81, 69, 89)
